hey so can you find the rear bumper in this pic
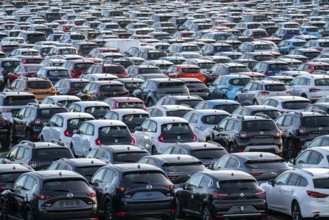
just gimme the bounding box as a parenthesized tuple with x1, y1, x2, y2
(37, 205, 97, 220)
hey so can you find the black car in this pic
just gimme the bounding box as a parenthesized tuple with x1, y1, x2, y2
(232, 105, 281, 120)
(304, 102, 329, 114)
(54, 78, 89, 95)
(3, 140, 74, 170)
(0, 170, 97, 220)
(212, 115, 282, 154)
(91, 163, 176, 220)
(48, 158, 108, 183)
(0, 92, 37, 149)
(302, 134, 329, 150)
(0, 164, 33, 192)
(11, 103, 68, 142)
(213, 152, 290, 183)
(156, 95, 203, 108)
(275, 112, 329, 158)
(162, 142, 228, 168)
(138, 154, 207, 185)
(176, 170, 267, 220)
(86, 145, 150, 164)
(133, 78, 190, 106)
(178, 78, 209, 99)
(113, 78, 144, 94)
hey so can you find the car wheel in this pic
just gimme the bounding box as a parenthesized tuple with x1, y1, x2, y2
(151, 146, 158, 155)
(253, 99, 259, 105)
(176, 198, 185, 218)
(286, 140, 296, 159)
(70, 144, 77, 157)
(292, 201, 303, 220)
(103, 201, 116, 220)
(147, 98, 154, 107)
(202, 205, 214, 220)
(24, 209, 34, 220)
(10, 126, 17, 144)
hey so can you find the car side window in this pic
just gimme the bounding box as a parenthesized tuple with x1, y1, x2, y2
(85, 124, 94, 135)
(307, 151, 323, 165)
(16, 147, 25, 160)
(199, 175, 212, 188)
(309, 138, 322, 148)
(287, 174, 300, 186)
(218, 119, 228, 130)
(296, 151, 311, 164)
(225, 119, 235, 131)
(225, 157, 239, 168)
(148, 121, 157, 132)
(283, 115, 293, 126)
(24, 177, 37, 191)
(275, 116, 285, 126)
(298, 177, 308, 187)
(78, 123, 89, 134)
(111, 112, 119, 120)
(14, 175, 27, 190)
(141, 120, 150, 131)
(103, 169, 115, 183)
(91, 168, 106, 184)
(275, 173, 290, 185)
(186, 173, 203, 188)
(190, 113, 199, 123)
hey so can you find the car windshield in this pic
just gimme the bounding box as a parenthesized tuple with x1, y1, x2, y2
(242, 120, 276, 131)
(265, 84, 286, 91)
(27, 81, 52, 89)
(245, 160, 287, 169)
(37, 108, 67, 119)
(76, 166, 104, 182)
(282, 101, 311, 109)
(214, 104, 240, 113)
(201, 115, 228, 125)
(33, 148, 72, 161)
(48, 70, 68, 77)
(163, 162, 205, 172)
(301, 116, 329, 127)
(191, 149, 227, 159)
(229, 78, 251, 86)
(113, 152, 149, 163)
(122, 171, 171, 185)
(3, 96, 37, 106)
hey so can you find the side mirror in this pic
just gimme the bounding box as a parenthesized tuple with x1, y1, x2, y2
(268, 179, 275, 187)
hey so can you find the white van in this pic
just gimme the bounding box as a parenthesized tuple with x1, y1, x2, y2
(104, 39, 140, 53)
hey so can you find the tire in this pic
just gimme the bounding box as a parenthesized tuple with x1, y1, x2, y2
(151, 146, 158, 155)
(70, 144, 77, 157)
(202, 205, 214, 220)
(286, 140, 296, 159)
(10, 126, 17, 144)
(292, 201, 303, 220)
(24, 209, 34, 220)
(103, 201, 116, 220)
(175, 198, 185, 218)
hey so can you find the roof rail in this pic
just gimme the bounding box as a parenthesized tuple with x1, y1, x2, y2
(20, 140, 35, 148)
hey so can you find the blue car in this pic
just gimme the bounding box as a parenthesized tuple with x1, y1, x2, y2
(278, 39, 306, 55)
(201, 43, 234, 56)
(299, 26, 322, 38)
(36, 67, 69, 85)
(209, 75, 251, 100)
(253, 60, 291, 76)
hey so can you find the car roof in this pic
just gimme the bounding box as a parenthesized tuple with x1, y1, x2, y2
(242, 105, 279, 111)
(104, 163, 164, 173)
(147, 116, 188, 123)
(201, 170, 255, 181)
(0, 164, 33, 173)
(28, 170, 85, 180)
(86, 119, 126, 127)
(98, 145, 148, 153)
(268, 96, 310, 101)
(45, 95, 81, 101)
(74, 101, 110, 107)
(146, 154, 201, 163)
(231, 152, 283, 161)
(57, 158, 108, 167)
(170, 142, 224, 150)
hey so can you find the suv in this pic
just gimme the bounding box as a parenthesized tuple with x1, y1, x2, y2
(54, 78, 89, 95)
(236, 80, 290, 105)
(289, 74, 329, 102)
(275, 112, 329, 158)
(6, 77, 56, 101)
(90, 164, 176, 220)
(212, 115, 282, 154)
(2, 140, 74, 170)
(0, 170, 97, 220)
(62, 59, 95, 78)
(0, 92, 37, 148)
(11, 103, 67, 142)
(156, 95, 203, 108)
(176, 170, 267, 220)
(133, 78, 190, 106)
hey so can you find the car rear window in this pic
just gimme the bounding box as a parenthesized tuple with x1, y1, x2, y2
(113, 152, 149, 163)
(37, 108, 67, 119)
(245, 159, 287, 169)
(293, 42, 305, 46)
(71, 35, 85, 40)
(104, 66, 125, 74)
(161, 122, 194, 142)
(74, 63, 93, 69)
(214, 104, 240, 113)
(176, 100, 202, 108)
(313, 178, 329, 189)
(181, 68, 200, 73)
(201, 115, 228, 125)
(314, 66, 329, 71)
(242, 120, 276, 131)
(304, 52, 320, 57)
(167, 110, 191, 117)
(76, 166, 104, 182)
(301, 116, 329, 127)
(287, 29, 300, 34)
(3, 96, 37, 106)
(122, 171, 171, 185)
(99, 126, 130, 143)
(139, 68, 162, 74)
(265, 84, 286, 91)
(191, 149, 227, 159)
(60, 48, 76, 54)
(27, 81, 52, 89)
(43, 179, 89, 194)
(282, 101, 311, 109)
(33, 148, 73, 160)
(71, 82, 88, 89)
(217, 179, 258, 190)
(254, 44, 272, 50)
(1, 61, 20, 68)
(315, 78, 329, 86)
(319, 42, 329, 47)
(229, 78, 251, 86)
(119, 102, 144, 108)
(269, 64, 290, 70)
(163, 162, 205, 172)
(159, 82, 185, 88)
(100, 85, 125, 92)
(67, 118, 92, 134)
(228, 66, 250, 73)
(48, 70, 69, 77)
(252, 110, 281, 119)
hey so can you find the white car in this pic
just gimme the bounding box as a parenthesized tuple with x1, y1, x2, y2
(133, 117, 197, 154)
(147, 105, 193, 118)
(182, 109, 229, 142)
(71, 119, 135, 157)
(41, 95, 81, 108)
(261, 96, 312, 113)
(260, 168, 329, 219)
(39, 112, 94, 148)
(289, 74, 329, 102)
(67, 101, 110, 119)
(290, 147, 329, 169)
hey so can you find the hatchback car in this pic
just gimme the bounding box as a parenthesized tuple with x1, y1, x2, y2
(0, 164, 33, 192)
(290, 147, 329, 169)
(194, 99, 241, 113)
(176, 170, 267, 220)
(261, 96, 312, 113)
(67, 101, 110, 119)
(0, 170, 97, 220)
(91, 163, 176, 220)
(36, 66, 70, 84)
(232, 105, 281, 120)
(156, 95, 203, 109)
(54, 78, 89, 95)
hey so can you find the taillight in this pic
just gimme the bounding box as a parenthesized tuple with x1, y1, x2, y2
(34, 194, 51, 200)
(87, 192, 96, 198)
(266, 70, 272, 74)
(168, 176, 178, 180)
(116, 187, 129, 192)
(158, 135, 165, 143)
(255, 190, 266, 199)
(286, 91, 292, 95)
(307, 190, 328, 198)
(67, 89, 76, 94)
(239, 131, 247, 138)
(193, 133, 198, 142)
(251, 172, 263, 177)
(299, 127, 306, 134)
(130, 136, 136, 144)
(166, 184, 175, 190)
(0, 109, 11, 113)
(64, 129, 71, 137)
(211, 192, 228, 199)
(259, 91, 270, 95)
(316, 48, 323, 51)
(0, 186, 7, 191)
(34, 118, 41, 125)
(309, 88, 319, 92)
(95, 138, 101, 145)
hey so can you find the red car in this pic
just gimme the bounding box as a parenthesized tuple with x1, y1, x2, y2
(7, 64, 43, 84)
(166, 64, 207, 84)
(62, 59, 95, 78)
(298, 62, 329, 73)
(103, 97, 147, 110)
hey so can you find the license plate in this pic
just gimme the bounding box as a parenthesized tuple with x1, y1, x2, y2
(60, 200, 80, 207)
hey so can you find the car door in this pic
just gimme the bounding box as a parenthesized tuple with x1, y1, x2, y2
(6, 175, 27, 218)
(51, 115, 64, 141)
(14, 107, 27, 137)
(237, 82, 253, 105)
(71, 122, 89, 156)
(279, 174, 301, 213)
(90, 168, 106, 203)
(268, 172, 291, 212)
(217, 119, 235, 149)
(42, 115, 57, 141)
(190, 174, 212, 214)
(179, 173, 203, 213)
(290, 77, 303, 96)
(133, 119, 150, 146)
